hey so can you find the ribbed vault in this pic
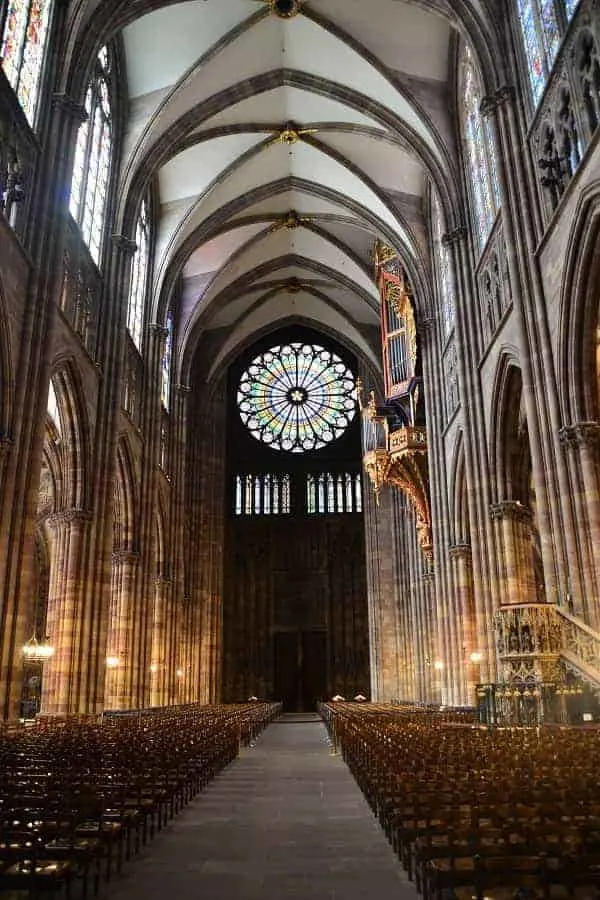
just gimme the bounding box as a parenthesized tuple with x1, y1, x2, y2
(58, 0, 501, 379)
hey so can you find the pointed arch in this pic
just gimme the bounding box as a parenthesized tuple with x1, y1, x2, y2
(114, 435, 138, 552)
(450, 431, 470, 546)
(558, 183, 600, 425)
(0, 281, 13, 438)
(488, 350, 530, 504)
(49, 361, 92, 511)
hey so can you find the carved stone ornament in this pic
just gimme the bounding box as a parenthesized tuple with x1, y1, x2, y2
(363, 426, 432, 559)
(489, 500, 533, 523)
(559, 421, 600, 448)
(47, 508, 92, 528)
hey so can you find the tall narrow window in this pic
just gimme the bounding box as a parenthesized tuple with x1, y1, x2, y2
(128, 197, 150, 351)
(1, 0, 53, 125)
(431, 194, 455, 338)
(564, 0, 578, 18)
(69, 46, 112, 266)
(517, 0, 560, 104)
(161, 309, 173, 411)
(461, 46, 500, 250)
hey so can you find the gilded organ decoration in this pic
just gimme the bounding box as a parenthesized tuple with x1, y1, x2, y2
(374, 241, 417, 397)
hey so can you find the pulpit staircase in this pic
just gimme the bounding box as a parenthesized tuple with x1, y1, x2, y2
(495, 602, 600, 691)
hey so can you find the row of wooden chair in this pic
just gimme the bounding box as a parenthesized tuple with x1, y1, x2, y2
(321, 702, 600, 900)
(0, 701, 280, 898)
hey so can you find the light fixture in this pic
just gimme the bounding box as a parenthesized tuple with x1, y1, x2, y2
(469, 651, 483, 664)
(176, 668, 184, 678)
(433, 660, 444, 671)
(22, 635, 55, 661)
(149, 663, 158, 674)
(105, 656, 120, 669)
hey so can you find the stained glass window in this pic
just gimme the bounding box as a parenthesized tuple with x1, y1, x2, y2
(517, 1, 572, 105)
(461, 46, 500, 250)
(161, 309, 173, 411)
(234, 474, 291, 516)
(237, 343, 356, 454)
(46, 379, 60, 432)
(431, 194, 455, 338)
(68, 46, 112, 266)
(306, 473, 362, 514)
(1, 0, 52, 125)
(128, 198, 150, 351)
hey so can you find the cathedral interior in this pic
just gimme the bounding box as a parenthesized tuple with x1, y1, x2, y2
(2, 0, 600, 895)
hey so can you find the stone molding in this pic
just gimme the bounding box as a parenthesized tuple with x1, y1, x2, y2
(442, 227, 468, 247)
(480, 85, 516, 118)
(155, 577, 173, 588)
(47, 508, 92, 527)
(148, 323, 169, 340)
(489, 501, 533, 523)
(176, 384, 192, 395)
(448, 542, 472, 560)
(111, 234, 137, 256)
(52, 93, 88, 123)
(0, 437, 14, 460)
(111, 549, 141, 565)
(559, 421, 600, 448)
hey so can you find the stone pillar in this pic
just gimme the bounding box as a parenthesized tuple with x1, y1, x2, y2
(449, 543, 478, 703)
(559, 422, 600, 626)
(149, 577, 172, 707)
(104, 550, 140, 709)
(0, 95, 88, 720)
(41, 509, 91, 715)
(490, 501, 537, 606)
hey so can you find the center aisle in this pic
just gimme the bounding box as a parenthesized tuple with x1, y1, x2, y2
(109, 713, 416, 900)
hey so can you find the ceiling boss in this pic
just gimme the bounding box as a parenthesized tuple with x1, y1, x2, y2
(254, 0, 305, 18)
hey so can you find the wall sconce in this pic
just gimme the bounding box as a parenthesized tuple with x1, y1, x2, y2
(105, 656, 120, 669)
(433, 660, 444, 671)
(469, 651, 483, 664)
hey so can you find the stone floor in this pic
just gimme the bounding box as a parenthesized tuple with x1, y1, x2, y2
(108, 713, 416, 900)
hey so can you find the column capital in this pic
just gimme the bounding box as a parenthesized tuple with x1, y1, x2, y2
(155, 576, 173, 588)
(480, 94, 499, 118)
(442, 226, 468, 247)
(112, 549, 141, 565)
(111, 234, 137, 256)
(52, 93, 87, 123)
(148, 323, 169, 340)
(489, 500, 532, 523)
(449, 542, 472, 560)
(48, 508, 92, 528)
(495, 84, 516, 106)
(559, 421, 600, 448)
(0, 436, 13, 460)
(176, 383, 192, 395)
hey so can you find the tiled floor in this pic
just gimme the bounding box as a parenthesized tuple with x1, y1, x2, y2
(107, 714, 416, 899)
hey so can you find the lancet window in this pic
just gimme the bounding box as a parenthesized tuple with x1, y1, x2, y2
(128, 197, 150, 351)
(234, 474, 291, 516)
(1, 0, 53, 125)
(68, 46, 112, 266)
(461, 46, 501, 251)
(431, 194, 455, 339)
(517, 1, 580, 106)
(306, 473, 362, 515)
(161, 309, 173, 411)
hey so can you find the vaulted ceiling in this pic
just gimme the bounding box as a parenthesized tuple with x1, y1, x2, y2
(112, 0, 463, 380)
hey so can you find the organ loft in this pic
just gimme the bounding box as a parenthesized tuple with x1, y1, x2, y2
(1, 0, 600, 896)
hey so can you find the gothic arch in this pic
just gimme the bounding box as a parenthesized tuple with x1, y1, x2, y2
(0, 281, 13, 438)
(450, 431, 470, 546)
(49, 362, 93, 512)
(114, 436, 139, 552)
(488, 349, 529, 504)
(558, 183, 600, 424)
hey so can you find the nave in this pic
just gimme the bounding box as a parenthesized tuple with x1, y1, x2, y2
(108, 714, 411, 900)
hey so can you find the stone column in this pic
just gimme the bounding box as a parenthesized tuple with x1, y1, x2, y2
(449, 543, 477, 703)
(490, 501, 537, 605)
(0, 95, 87, 720)
(559, 422, 600, 626)
(41, 509, 91, 715)
(149, 576, 172, 707)
(104, 550, 140, 709)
